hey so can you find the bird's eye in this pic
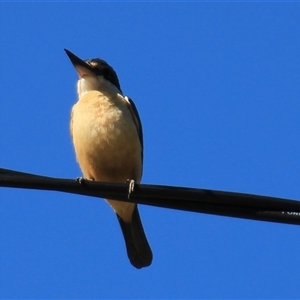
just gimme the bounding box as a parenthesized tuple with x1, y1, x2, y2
(103, 69, 111, 79)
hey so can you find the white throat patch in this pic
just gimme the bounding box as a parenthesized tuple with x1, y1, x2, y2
(77, 75, 120, 98)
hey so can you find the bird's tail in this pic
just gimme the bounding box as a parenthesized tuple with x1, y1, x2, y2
(116, 205, 153, 269)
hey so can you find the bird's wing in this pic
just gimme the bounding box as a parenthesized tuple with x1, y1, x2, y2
(70, 107, 74, 140)
(124, 96, 144, 164)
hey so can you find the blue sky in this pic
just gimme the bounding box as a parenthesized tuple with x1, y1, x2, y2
(1, 2, 300, 299)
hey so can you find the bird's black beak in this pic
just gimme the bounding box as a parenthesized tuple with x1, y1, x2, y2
(64, 49, 97, 78)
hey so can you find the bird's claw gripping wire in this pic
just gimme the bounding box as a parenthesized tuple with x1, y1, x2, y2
(127, 179, 136, 199)
(76, 177, 89, 188)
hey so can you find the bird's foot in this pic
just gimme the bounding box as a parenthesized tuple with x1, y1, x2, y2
(76, 177, 89, 188)
(76, 176, 85, 184)
(126, 179, 136, 199)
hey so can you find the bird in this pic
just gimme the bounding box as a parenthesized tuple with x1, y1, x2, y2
(64, 49, 152, 269)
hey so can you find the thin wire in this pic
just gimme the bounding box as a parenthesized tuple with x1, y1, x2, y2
(1, 167, 300, 225)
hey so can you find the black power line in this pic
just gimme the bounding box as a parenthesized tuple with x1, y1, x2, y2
(1, 167, 300, 225)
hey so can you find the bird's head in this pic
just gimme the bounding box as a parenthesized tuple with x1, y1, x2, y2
(64, 49, 122, 98)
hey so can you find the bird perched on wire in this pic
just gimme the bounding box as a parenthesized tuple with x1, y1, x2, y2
(65, 49, 152, 269)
